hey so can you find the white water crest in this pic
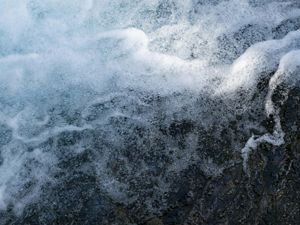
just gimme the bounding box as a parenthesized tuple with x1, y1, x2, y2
(1, 0, 300, 214)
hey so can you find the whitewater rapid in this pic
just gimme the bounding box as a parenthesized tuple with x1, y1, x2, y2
(1, 0, 300, 218)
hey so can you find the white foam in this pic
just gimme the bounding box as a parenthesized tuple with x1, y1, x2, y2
(241, 47, 300, 173)
(219, 30, 300, 95)
(0, 0, 300, 212)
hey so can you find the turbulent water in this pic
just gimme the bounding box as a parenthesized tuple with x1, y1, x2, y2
(1, 0, 300, 224)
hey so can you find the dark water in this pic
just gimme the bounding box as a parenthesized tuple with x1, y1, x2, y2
(0, 0, 300, 224)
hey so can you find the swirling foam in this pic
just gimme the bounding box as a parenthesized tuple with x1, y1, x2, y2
(1, 0, 300, 213)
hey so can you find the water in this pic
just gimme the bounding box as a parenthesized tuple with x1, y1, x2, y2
(0, 0, 300, 222)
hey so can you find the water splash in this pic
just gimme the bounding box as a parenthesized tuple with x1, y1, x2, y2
(0, 0, 300, 216)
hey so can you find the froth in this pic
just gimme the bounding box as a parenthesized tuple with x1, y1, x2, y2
(0, 0, 300, 214)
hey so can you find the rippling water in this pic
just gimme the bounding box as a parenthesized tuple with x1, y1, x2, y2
(0, 0, 300, 224)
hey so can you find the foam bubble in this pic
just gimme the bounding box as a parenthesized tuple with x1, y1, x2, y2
(0, 0, 300, 214)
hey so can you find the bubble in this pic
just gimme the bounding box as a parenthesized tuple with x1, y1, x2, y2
(0, 0, 300, 218)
